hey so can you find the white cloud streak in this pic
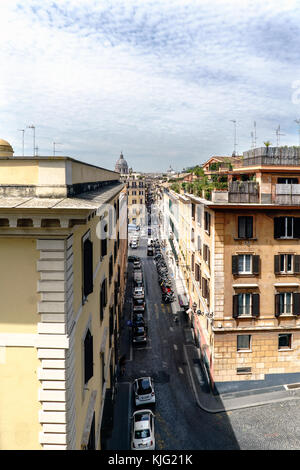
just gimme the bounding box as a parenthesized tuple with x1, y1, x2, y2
(0, 0, 300, 171)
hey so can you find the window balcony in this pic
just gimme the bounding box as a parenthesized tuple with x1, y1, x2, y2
(228, 181, 259, 203)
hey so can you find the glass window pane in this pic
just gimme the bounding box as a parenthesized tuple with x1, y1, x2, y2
(245, 255, 251, 272)
(238, 255, 244, 272)
(287, 255, 292, 272)
(237, 335, 251, 350)
(238, 293, 243, 315)
(287, 217, 293, 237)
(286, 293, 292, 313)
(280, 254, 285, 272)
(245, 293, 251, 314)
(279, 293, 284, 313)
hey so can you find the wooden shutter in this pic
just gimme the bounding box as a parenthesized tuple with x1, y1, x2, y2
(294, 218, 300, 239)
(246, 217, 253, 238)
(252, 255, 260, 275)
(207, 248, 210, 268)
(83, 239, 93, 297)
(84, 329, 93, 384)
(207, 213, 211, 235)
(294, 255, 300, 274)
(232, 255, 239, 275)
(293, 293, 300, 316)
(275, 294, 281, 317)
(252, 294, 260, 317)
(274, 217, 284, 239)
(191, 253, 195, 272)
(233, 295, 239, 318)
(274, 255, 280, 274)
(238, 217, 246, 238)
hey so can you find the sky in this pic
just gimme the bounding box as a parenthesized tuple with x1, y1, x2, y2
(1, 0, 300, 172)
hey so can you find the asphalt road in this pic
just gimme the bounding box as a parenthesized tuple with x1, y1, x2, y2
(108, 228, 300, 451)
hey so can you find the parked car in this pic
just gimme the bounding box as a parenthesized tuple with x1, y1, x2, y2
(132, 313, 146, 328)
(133, 287, 145, 299)
(133, 299, 146, 312)
(128, 255, 140, 262)
(131, 241, 138, 249)
(132, 326, 147, 345)
(133, 261, 142, 270)
(133, 377, 155, 407)
(131, 410, 155, 450)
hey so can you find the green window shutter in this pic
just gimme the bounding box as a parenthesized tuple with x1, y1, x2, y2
(293, 293, 300, 316)
(232, 255, 239, 275)
(252, 255, 260, 275)
(274, 255, 280, 275)
(252, 294, 260, 317)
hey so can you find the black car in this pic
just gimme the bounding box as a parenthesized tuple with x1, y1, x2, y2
(132, 326, 147, 345)
(128, 255, 140, 262)
(132, 314, 146, 328)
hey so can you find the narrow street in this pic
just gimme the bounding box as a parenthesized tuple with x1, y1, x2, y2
(108, 232, 239, 450)
(108, 228, 300, 451)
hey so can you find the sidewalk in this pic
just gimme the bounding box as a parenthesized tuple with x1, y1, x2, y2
(160, 233, 300, 413)
(183, 337, 300, 413)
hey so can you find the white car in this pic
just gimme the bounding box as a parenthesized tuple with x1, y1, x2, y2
(133, 287, 144, 299)
(131, 241, 138, 249)
(133, 377, 155, 407)
(131, 409, 155, 450)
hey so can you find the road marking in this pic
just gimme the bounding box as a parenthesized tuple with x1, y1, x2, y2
(169, 326, 174, 332)
(178, 367, 184, 374)
(173, 344, 178, 351)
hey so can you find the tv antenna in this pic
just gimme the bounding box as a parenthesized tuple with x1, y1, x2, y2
(275, 125, 285, 146)
(295, 119, 300, 146)
(253, 121, 257, 147)
(18, 128, 25, 156)
(230, 120, 237, 156)
(26, 124, 36, 156)
(53, 142, 63, 156)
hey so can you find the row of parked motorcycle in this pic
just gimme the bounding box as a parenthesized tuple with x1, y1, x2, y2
(153, 240, 176, 304)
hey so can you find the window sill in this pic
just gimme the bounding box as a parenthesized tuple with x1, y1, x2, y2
(237, 349, 252, 353)
(278, 348, 293, 352)
(234, 238, 257, 241)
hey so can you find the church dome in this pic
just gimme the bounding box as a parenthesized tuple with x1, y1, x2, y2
(115, 152, 129, 174)
(0, 139, 14, 157)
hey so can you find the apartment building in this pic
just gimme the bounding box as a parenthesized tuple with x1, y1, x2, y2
(0, 139, 127, 449)
(163, 146, 300, 391)
(127, 174, 146, 227)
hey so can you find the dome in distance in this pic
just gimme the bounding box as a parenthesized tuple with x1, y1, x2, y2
(0, 138, 14, 157)
(115, 152, 129, 174)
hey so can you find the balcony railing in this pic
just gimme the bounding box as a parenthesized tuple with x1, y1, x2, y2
(228, 181, 259, 203)
(275, 184, 300, 204)
(241, 147, 300, 167)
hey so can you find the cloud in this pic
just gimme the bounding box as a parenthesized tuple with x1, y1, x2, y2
(0, 0, 300, 171)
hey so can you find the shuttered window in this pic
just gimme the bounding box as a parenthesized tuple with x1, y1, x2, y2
(83, 238, 93, 299)
(84, 329, 93, 384)
(274, 217, 300, 239)
(101, 223, 108, 257)
(275, 292, 300, 316)
(195, 263, 200, 282)
(109, 255, 113, 284)
(233, 293, 259, 318)
(204, 212, 211, 235)
(100, 279, 107, 322)
(238, 216, 253, 239)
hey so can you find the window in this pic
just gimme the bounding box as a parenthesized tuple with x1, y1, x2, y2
(191, 253, 195, 272)
(195, 263, 201, 284)
(84, 329, 93, 384)
(100, 279, 107, 321)
(232, 254, 260, 275)
(237, 335, 251, 351)
(132, 199, 137, 205)
(197, 205, 202, 226)
(238, 293, 251, 316)
(238, 254, 252, 274)
(278, 334, 292, 350)
(275, 292, 300, 317)
(139, 191, 143, 195)
(192, 203, 196, 220)
(274, 217, 300, 239)
(233, 293, 260, 318)
(83, 234, 93, 300)
(109, 255, 113, 284)
(277, 178, 298, 184)
(191, 228, 195, 244)
(101, 223, 108, 257)
(197, 235, 201, 253)
(203, 244, 210, 268)
(280, 254, 293, 273)
(204, 212, 211, 234)
(132, 190, 137, 195)
(238, 216, 253, 239)
(140, 199, 143, 204)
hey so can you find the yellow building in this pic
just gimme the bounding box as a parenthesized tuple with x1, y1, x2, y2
(0, 139, 127, 449)
(126, 174, 146, 227)
(162, 147, 300, 391)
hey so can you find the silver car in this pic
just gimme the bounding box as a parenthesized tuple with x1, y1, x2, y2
(133, 377, 155, 406)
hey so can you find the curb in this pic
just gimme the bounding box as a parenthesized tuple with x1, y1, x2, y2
(183, 345, 300, 414)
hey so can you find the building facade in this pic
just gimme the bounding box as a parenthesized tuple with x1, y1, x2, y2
(127, 174, 146, 227)
(0, 141, 127, 449)
(161, 147, 300, 391)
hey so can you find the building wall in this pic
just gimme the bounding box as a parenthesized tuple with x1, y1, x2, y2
(212, 209, 300, 383)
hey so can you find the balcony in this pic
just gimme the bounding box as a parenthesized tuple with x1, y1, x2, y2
(228, 181, 259, 203)
(275, 184, 300, 205)
(241, 147, 300, 167)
